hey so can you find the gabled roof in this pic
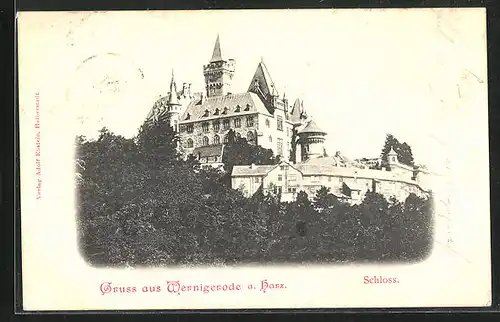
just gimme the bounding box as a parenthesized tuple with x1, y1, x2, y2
(192, 144, 224, 158)
(232, 164, 276, 177)
(145, 96, 169, 124)
(180, 92, 271, 123)
(343, 182, 364, 191)
(247, 61, 278, 100)
(232, 160, 298, 177)
(299, 119, 326, 135)
(210, 34, 224, 63)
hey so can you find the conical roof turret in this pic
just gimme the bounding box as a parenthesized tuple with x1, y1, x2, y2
(167, 69, 180, 106)
(299, 119, 326, 135)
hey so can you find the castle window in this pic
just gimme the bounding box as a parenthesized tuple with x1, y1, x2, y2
(278, 174, 283, 181)
(213, 120, 220, 131)
(222, 107, 228, 115)
(245, 104, 251, 111)
(214, 108, 220, 115)
(223, 119, 230, 130)
(265, 119, 270, 128)
(185, 113, 191, 120)
(223, 135, 229, 144)
(269, 135, 273, 142)
(202, 136, 209, 146)
(247, 131, 255, 142)
(235, 105, 241, 112)
(186, 138, 193, 148)
(186, 124, 194, 133)
(203, 109, 210, 117)
(277, 115, 283, 131)
(277, 138, 283, 156)
(173, 120, 178, 132)
(214, 134, 220, 145)
(246, 116, 254, 127)
(234, 118, 241, 128)
(202, 122, 209, 132)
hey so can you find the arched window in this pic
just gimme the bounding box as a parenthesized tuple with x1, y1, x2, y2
(186, 138, 193, 148)
(202, 136, 209, 146)
(223, 135, 229, 144)
(213, 120, 220, 131)
(247, 131, 255, 142)
(214, 134, 220, 145)
(265, 119, 270, 128)
(269, 135, 273, 142)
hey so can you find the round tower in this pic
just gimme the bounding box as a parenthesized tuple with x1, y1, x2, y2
(166, 69, 181, 132)
(297, 119, 327, 161)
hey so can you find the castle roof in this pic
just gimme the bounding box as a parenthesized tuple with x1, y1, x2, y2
(192, 144, 225, 158)
(210, 34, 224, 63)
(301, 154, 366, 169)
(232, 164, 277, 177)
(299, 119, 326, 135)
(167, 70, 180, 105)
(290, 99, 302, 123)
(248, 60, 278, 100)
(180, 92, 271, 123)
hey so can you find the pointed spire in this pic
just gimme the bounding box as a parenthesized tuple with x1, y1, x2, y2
(388, 146, 397, 156)
(210, 34, 223, 63)
(167, 69, 180, 105)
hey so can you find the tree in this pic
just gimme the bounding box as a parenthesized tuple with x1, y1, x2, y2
(222, 129, 276, 184)
(313, 186, 341, 212)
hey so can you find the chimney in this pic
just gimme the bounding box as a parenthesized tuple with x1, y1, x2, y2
(182, 83, 191, 98)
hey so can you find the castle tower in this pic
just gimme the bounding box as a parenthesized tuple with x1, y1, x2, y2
(203, 35, 235, 97)
(166, 69, 181, 132)
(297, 119, 327, 161)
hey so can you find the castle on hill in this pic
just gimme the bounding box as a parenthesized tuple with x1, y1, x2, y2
(145, 35, 430, 204)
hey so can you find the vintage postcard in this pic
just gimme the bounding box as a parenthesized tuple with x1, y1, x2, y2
(18, 8, 490, 310)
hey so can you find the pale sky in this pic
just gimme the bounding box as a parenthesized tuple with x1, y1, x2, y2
(18, 9, 487, 174)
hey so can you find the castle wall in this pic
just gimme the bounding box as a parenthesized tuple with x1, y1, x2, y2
(232, 163, 429, 204)
(256, 110, 292, 159)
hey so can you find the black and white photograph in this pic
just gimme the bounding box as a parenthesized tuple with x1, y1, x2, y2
(18, 9, 491, 310)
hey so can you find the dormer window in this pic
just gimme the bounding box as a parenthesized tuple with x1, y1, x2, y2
(185, 113, 191, 120)
(203, 109, 210, 117)
(235, 105, 241, 112)
(222, 107, 228, 115)
(244, 104, 251, 111)
(214, 108, 220, 115)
